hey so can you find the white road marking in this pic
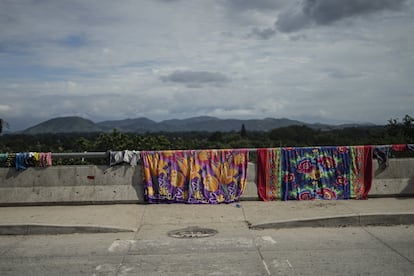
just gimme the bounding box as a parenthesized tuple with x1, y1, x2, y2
(95, 263, 117, 271)
(262, 259, 271, 275)
(118, 266, 134, 276)
(272, 259, 293, 269)
(261, 236, 277, 244)
(286, 259, 293, 268)
(108, 239, 137, 252)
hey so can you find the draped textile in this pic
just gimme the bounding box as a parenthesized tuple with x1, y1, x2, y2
(350, 145, 373, 200)
(15, 152, 27, 171)
(373, 145, 391, 169)
(141, 149, 248, 204)
(39, 152, 52, 167)
(257, 148, 281, 201)
(257, 146, 373, 201)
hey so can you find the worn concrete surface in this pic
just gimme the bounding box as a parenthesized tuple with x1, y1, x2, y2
(0, 198, 413, 235)
(0, 225, 412, 275)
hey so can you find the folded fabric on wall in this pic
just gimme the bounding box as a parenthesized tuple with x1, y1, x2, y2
(141, 149, 248, 204)
(257, 146, 373, 201)
(109, 150, 140, 166)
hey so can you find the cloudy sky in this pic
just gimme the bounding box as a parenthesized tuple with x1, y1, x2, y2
(1, 0, 414, 131)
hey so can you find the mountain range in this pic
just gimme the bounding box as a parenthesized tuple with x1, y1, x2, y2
(21, 116, 374, 134)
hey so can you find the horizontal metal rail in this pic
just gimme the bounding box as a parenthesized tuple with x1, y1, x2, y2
(51, 152, 107, 158)
(50, 149, 259, 159)
(10, 145, 399, 159)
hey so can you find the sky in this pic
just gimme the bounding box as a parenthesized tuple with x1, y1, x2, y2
(1, 0, 414, 131)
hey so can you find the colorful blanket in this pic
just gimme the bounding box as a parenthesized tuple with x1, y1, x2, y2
(257, 146, 373, 201)
(141, 149, 248, 204)
(257, 148, 281, 201)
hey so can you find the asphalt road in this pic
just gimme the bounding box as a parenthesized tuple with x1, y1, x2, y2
(0, 224, 413, 275)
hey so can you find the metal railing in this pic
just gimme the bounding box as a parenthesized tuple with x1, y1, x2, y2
(51, 152, 107, 159)
(50, 149, 261, 159)
(11, 145, 411, 160)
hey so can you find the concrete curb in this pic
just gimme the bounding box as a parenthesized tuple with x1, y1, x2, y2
(0, 224, 136, 235)
(249, 213, 414, 230)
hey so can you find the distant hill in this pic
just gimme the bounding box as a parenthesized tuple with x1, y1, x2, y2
(21, 116, 374, 134)
(97, 117, 158, 132)
(156, 116, 306, 132)
(23, 116, 104, 134)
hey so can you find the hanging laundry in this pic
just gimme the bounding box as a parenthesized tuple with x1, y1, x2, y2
(350, 145, 373, 200)
(391, 144, 408, 152)
(256, 146, 373, 201)
(15, 152, 27, 171)
(281, 146, 354, 200)
(141, 149, 248, 204)
(108, 150, 140, 166)
(373, 145, 391, 169)
(33, 152, 40, 162)
(109, 151, 124, 166)
(26, 152, 37, 167)
(39, 152, 52, 167)
(257, 148, 281, 201)
(123, 150, 140, 166)
(408, 144, 414, 151)
(0, 153, 8, 167)
(5, 153, 15, 167)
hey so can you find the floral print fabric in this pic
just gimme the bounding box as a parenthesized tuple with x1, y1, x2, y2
(257, 146, 373, 201)
(141, 149, 248, 204)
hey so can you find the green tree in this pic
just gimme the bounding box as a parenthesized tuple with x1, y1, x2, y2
(240, 124, 247, 138)
(386, 114, 413, 143)
(94, 129, 133, 151)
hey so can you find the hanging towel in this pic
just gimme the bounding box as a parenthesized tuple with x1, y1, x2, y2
(391, 144, 408, 152)
(257, 148, 281, 201)
(408, 144, 414, 151)
(141, 149, 248, 204)
(280, 146, 353, 201)
(189, 149, 248, 204)
(350, 145, 373, 200)
(256, 146, 373, 201)
(39, 152, 52, 167)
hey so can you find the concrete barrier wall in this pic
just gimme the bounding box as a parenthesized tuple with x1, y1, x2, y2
(0, 158, 413, 205)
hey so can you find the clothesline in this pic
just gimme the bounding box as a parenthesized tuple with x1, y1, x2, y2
(4, 144, 411, 159)
(1, 145, 413, 203)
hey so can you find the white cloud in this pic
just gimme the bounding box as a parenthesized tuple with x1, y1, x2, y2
(0, 104, 12, 113)
(0, 0, 413, 130)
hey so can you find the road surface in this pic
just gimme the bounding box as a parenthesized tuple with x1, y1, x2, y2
(0, 224, 413, 275)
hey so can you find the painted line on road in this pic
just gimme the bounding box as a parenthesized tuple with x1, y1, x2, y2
(286, 259, 293, 268)
(261, 236, 277, 244)
(108, 239, 137, 252)
(262, 259, 271, 275)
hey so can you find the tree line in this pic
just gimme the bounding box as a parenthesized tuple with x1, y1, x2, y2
(0, 115, 412, 157)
